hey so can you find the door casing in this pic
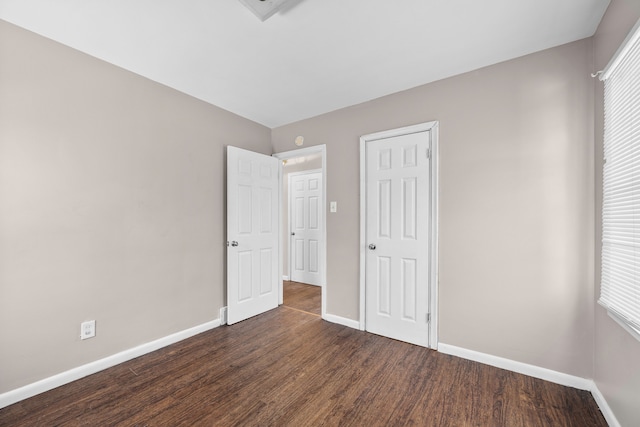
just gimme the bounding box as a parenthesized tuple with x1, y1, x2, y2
(359, 122, 439, 349)
(273, 145, 327, 319)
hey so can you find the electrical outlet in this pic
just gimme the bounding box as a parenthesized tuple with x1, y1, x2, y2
(220, 307, 228, 325)
(80, 320, 96, 340)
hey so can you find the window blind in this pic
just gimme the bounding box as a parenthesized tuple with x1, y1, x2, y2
(600, 18, 640, 337)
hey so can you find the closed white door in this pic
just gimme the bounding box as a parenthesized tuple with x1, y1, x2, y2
(227, 146, 279, 325)
(365, 131, 431, 347)
(289, 170, 323, 286)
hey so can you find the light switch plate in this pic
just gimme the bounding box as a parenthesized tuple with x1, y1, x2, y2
(330, 201, 337, 213)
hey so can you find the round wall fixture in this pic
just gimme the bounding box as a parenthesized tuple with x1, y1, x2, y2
(295, 136, 304, 146)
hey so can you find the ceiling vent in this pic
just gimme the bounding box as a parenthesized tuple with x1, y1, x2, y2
(238, 0, 293, 21)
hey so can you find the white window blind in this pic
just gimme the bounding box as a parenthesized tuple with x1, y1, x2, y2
(600, 18, 640, 339)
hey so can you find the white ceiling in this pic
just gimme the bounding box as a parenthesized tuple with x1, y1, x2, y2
(0, 0, 610, 128)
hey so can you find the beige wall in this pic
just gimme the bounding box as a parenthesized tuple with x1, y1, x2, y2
(273, 39, 595, 377)
(593, 1, 640, 426)
(0, 20, 271, 393)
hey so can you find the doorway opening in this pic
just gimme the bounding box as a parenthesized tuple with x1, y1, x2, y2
(273, 145, 327, 319)
(287, 169, 323, 286)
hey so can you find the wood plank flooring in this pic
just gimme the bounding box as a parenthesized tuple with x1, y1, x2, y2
(0, 308, 606, 426)
(283, 280, 321, 315)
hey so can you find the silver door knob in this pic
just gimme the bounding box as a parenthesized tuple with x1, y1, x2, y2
(231, 241, 239, 247)
(368, 244, 376, 250)
(291, 232, 295, 236)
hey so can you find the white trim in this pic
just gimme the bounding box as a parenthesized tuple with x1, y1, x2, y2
(438, 343, 592, 390)
(359, 121, 439, 347)
(591, 383, 622, 427)
(278, 159, 284, 305)
(361, 122, 437, 142)
(428, 123, 439, 349)
(359, 137, 367, 331)
(288, 169, 322, 177)
(0, 319, 220, 409)
(282, 275, 290, 281)
(273, 145, 327, 319)
(323, 313, 361, 330)
(605, 307, 640, 343)
(438, 343, 620, 426)
(601, 17, 640, 81)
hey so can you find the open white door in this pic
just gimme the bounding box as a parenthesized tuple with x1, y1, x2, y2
(227, 146, 279, 325)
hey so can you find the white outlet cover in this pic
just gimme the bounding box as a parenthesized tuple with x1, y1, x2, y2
(81, 320, 96, 340)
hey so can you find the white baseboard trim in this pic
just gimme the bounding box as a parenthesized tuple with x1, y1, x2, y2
(590, 382, 621, 427)
(323, 313, 360, 330)
(438, 343, 592, 390)
(1, 323, 620, 427)
(282, 275, 290, 281)
(438, 343, 620, 426)
(0, 319, 220, 409)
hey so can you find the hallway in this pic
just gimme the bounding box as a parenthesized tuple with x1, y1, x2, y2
(282, 280, 321, 316)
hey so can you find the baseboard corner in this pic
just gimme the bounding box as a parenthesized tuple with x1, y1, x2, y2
(589, 381, 621, 427)
(322, 313, 360, 330)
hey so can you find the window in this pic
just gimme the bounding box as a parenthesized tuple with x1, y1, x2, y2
(600, 18, 640, 340)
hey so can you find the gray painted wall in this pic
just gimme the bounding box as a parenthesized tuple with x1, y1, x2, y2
(0, 20, 271, 393)
(593, 1, 640, 426)
(273, 38, 596, 378)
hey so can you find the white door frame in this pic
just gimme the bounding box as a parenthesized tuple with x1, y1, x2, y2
(359, 122, 439, 349)
(288, 169, 323, 286)
(273, 145, 327, 319)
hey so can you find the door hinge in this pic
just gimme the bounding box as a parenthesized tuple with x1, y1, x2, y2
(426, 313, 431, 323)
(426, 148, 431, 159)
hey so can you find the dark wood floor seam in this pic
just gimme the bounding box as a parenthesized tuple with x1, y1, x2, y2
(282, 304, 321, 317)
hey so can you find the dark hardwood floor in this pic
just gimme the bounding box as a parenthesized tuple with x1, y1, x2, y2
(0, 307, 606, 426)
(283, 280, 321, 315)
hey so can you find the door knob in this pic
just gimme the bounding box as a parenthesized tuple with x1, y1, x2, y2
(231, 241, 239, 247)
(291, 232, 295, 236)
(368, 244, 376, 250)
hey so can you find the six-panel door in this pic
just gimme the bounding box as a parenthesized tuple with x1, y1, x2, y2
(365, 131, 431, 347)
(227, 146, 279, 325)
(290, 171, 323, 286)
